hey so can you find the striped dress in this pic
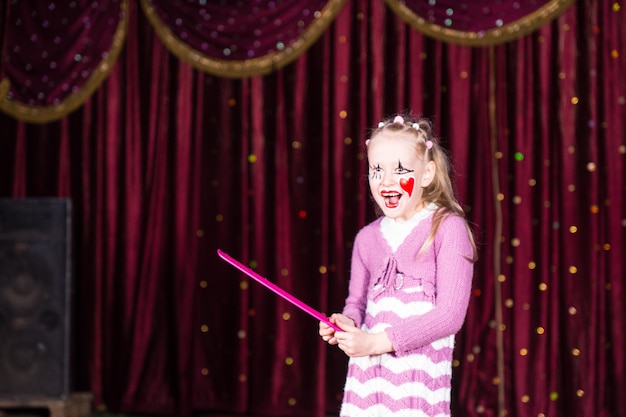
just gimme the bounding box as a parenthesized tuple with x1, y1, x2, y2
(340, 208, 474, 417)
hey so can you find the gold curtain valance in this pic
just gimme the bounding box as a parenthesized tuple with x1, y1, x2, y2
(0, 0, 128, 124)
(140, 0, 348, 79)
(0, 0, 578, 123)
(385, 0, 576, 46)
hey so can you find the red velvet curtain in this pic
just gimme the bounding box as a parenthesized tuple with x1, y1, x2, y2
(1, 1, 625, 417)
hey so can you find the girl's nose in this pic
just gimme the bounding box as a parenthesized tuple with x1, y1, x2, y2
(381, 171, 395, 187)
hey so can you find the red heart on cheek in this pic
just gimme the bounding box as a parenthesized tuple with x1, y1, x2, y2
(399, 177, 415, 197)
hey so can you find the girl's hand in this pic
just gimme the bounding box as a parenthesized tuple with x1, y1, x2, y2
(319, 313, 353, 345)
(333, 321, 394, 358)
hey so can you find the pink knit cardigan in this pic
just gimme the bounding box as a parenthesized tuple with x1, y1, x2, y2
(341, 213, 475, 355)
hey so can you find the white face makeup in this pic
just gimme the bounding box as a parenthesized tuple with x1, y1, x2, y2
(367, 132, 434, 222)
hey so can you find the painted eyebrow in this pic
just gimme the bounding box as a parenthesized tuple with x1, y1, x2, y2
(396, 161, 414, 172)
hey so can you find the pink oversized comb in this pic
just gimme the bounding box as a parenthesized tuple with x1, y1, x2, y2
(217, 249, 342, 332)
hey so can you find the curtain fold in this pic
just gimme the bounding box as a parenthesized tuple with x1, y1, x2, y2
(0, 1, 624, 417)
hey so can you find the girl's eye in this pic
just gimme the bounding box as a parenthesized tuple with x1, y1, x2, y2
(395, 167, 411, 174)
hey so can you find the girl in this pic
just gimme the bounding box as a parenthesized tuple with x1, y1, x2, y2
(320, 114, 477, 416)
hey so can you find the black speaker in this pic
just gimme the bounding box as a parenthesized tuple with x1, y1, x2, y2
(0, 198, 72, 399)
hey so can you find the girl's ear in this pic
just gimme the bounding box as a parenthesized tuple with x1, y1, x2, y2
(421, 161, 436, 187)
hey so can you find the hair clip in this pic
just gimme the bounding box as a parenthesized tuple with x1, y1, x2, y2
(425, 140, 433, 150)
(378, 121, 385, 128)
(393, 115, 404, 125)
(412, 122, 420, 131)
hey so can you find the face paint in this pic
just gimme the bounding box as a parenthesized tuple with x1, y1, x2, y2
(367, 133, 429, 222)
(399, 177, 415, 197)
(369, 164, 382, 181)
